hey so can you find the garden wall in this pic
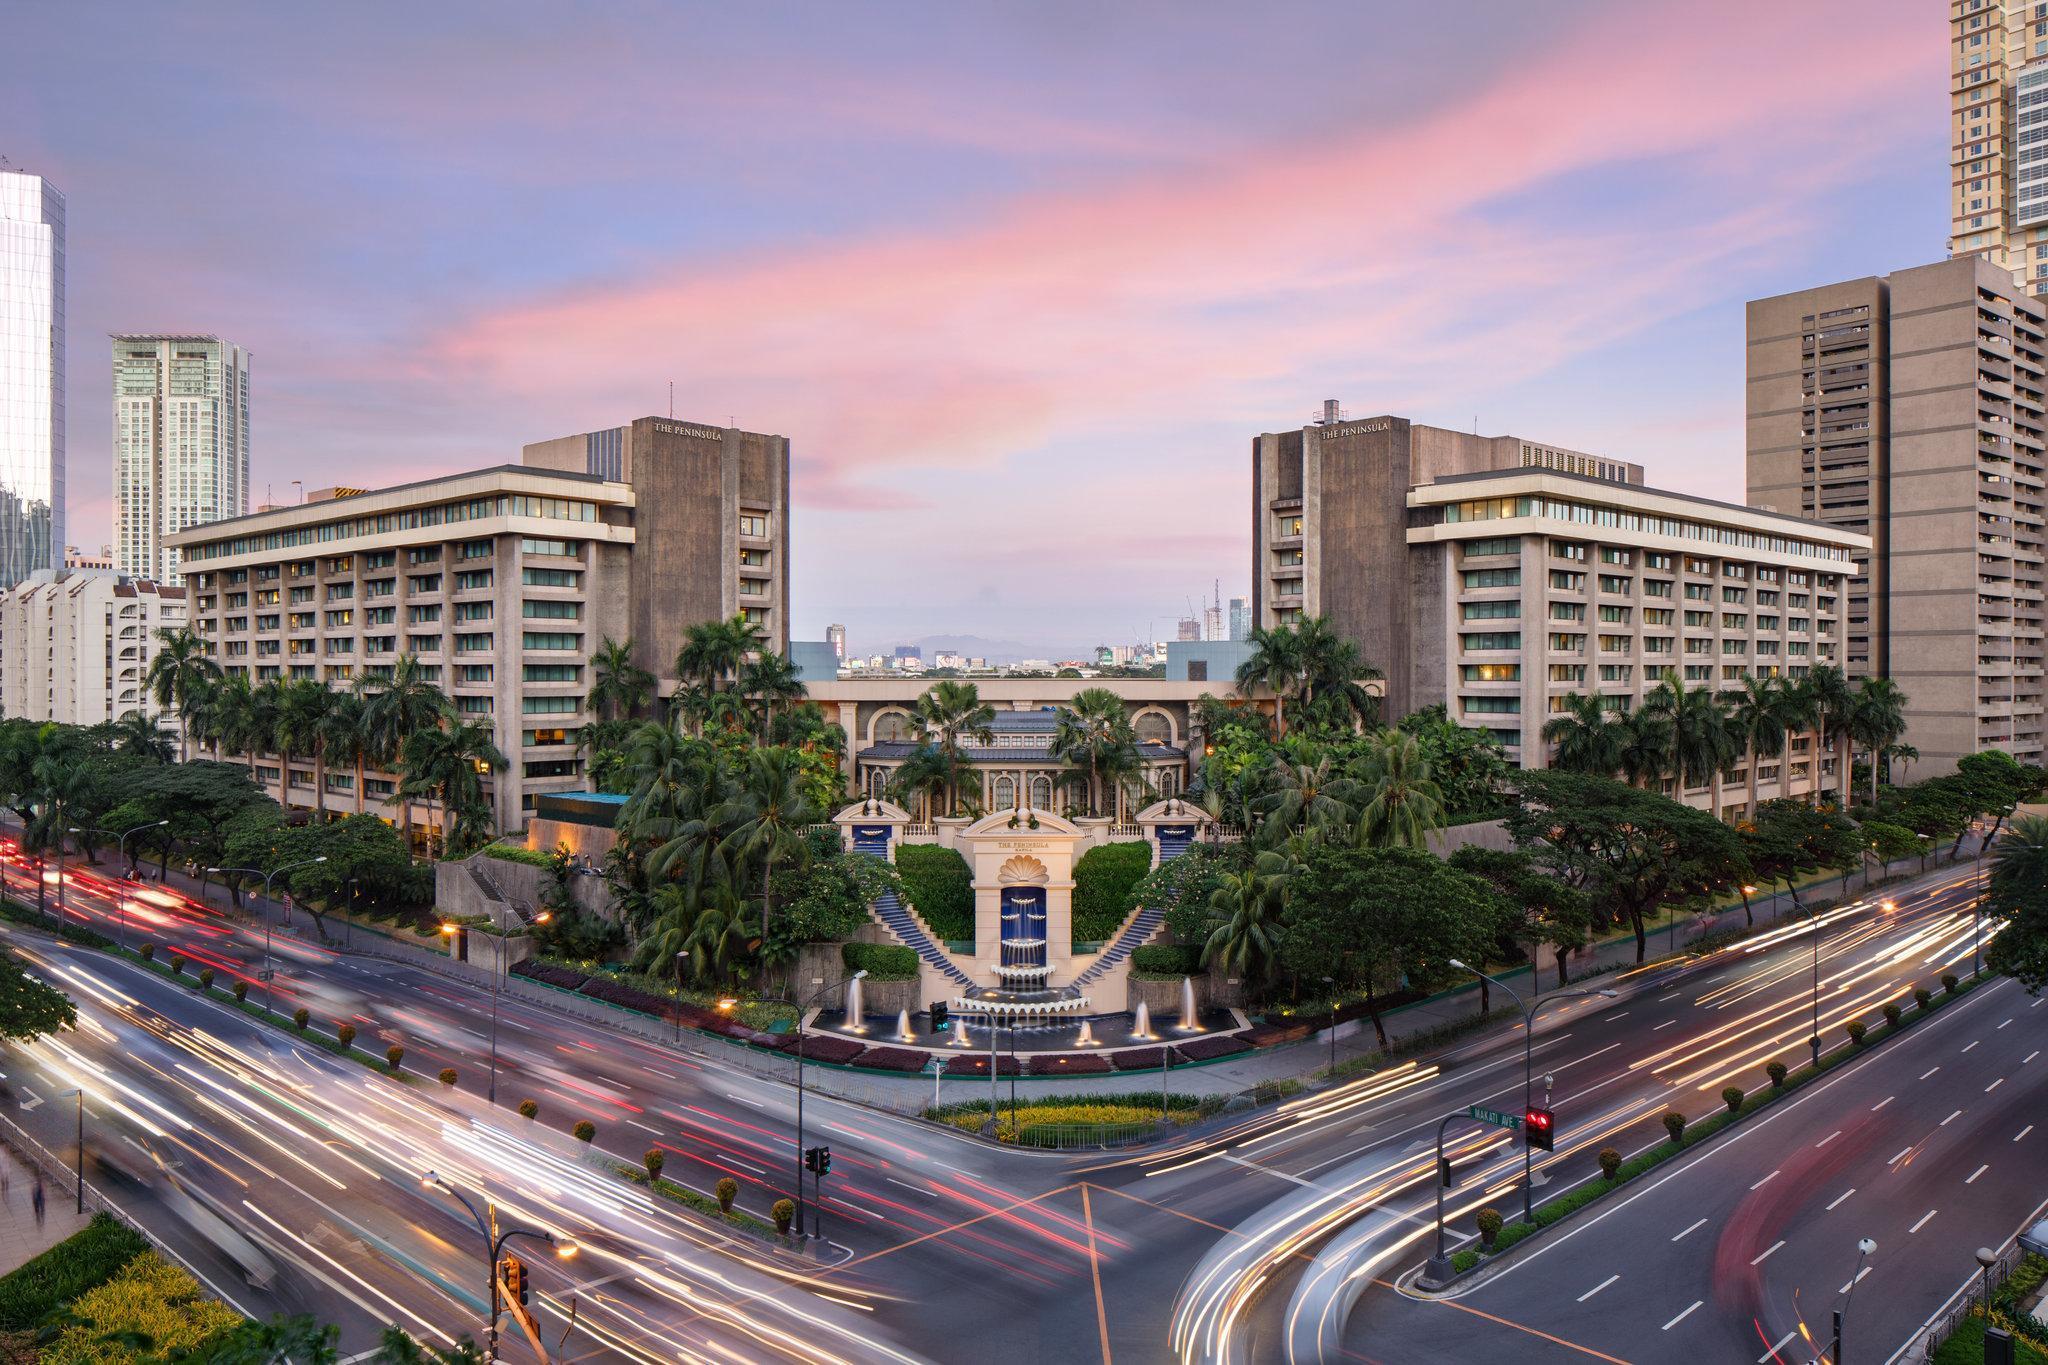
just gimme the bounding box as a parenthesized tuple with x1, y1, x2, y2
(1427, 818, 1510, 856)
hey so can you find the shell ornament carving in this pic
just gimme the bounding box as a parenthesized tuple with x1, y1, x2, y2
(997, 854, 1049, 885)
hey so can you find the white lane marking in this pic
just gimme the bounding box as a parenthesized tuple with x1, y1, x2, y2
(885, 1176, 927, 1195)
(1963, 1041, 1980, 1053)
(1909, 1209, 1938, 1234)
(1998, 1019, 2013, 1030)
(2025, 1051, 2040, 1065)
(1751, 1240, 1785, 1266)
(1577, 1274, 1619, 1303)
(1751, 1170, 1780, 1191)
(1223, 1154, 1318, 1188)
(1760, 1329, 1797, 1361)
(1662, 1300, 1703, 1331)
(1941, 1110, 1964, 1126)
(627, 1118, 662, 1135)
(1919, 1067, 1941, 1080)
(2016, 1125, 2034, 1142)
(1837, 1265, 1872, 1295)
(1987, 1078, 2005, 1093)
(1826, 1188, 1856, 1211)
(1652, 1019, 1678, 1032)
(1608, 1012, 1628, 1021)
(1816, 1130, 1843, 1149)
(724, 1091, 771, 1110)
(1966, 1165, 1989, 1185)
(1889, 1147, 1914, 1165)
(1673, 1217, 1708, 1242)
(1871, 1096, 1894, 1112)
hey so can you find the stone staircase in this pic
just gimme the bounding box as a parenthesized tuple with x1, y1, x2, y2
(867, 881, 974, 988)
(1072, 903, 1165, 986)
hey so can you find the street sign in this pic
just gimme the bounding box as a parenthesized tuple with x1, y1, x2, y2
(1468, 1104, 1524, 1132)
(256, 969, 275, 981)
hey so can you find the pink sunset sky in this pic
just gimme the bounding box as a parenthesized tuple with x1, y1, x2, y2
(6, 0, 1942, 656)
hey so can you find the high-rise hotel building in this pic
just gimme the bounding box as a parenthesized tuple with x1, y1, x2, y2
(1950, 0, 2048, 297)
(168, 416, 791, 838)
(112, 335, 250, 583)
(1254, 407, 1868, 815)
(1747, 256, 2047, 773)
(0, 169, 63, 590)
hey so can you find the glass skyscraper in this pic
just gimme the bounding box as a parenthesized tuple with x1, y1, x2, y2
(113, 335, 249, 582)
(0, 170, 63, 590)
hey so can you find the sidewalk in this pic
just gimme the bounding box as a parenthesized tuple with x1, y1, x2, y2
(0, 1145, 88, 1276)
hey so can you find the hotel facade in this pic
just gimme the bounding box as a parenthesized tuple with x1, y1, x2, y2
(0, 570, 186, 732)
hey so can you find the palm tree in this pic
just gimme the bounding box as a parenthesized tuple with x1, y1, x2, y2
(588, 637, 655, 724)
(1351, 731, 1446, 850)
(913, 680, 996, 816)
(1541, 692, 1623, 775)
(1661, 684, 1739, 819)
(239, 680, 284, 784)
(1202, 850, 1291, 985)
(1724, 674, 1790, 819)
(886, 745, 956, 824)
(713, 747, 821, 967)
(1988, 813, 2048, 916)
(674, 615, 767, 698)
(1295, 617, 1384, 730)
(274, 679, 336, 815)
(1049, 688, 1140, 818)
(1617, 705, 1672, 790)
(1806, 664, 1856, 807)
(1254, 751, 1358, 843)
(321, 689, 372, 815)
(1777, 673, 1820, 803)
(739, 652, 806, 742)
(397, 720, 507, 857)
(109, 710, 174, 763)
(361, 655, 453, 849)
(1848, 675, 1910, 805)
(1235, 625, 1306, 738)
(145, 627, 221, 762)
(203, 672, 258, 770)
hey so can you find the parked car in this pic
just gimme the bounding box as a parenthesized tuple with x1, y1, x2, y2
(2022, 1216, 2048, 1259)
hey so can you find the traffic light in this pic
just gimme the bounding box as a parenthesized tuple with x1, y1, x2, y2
(1524, 1106, 1555, 1152)
(1438, 1156, 1455, 1189)
(804, 1145, 832, 1177)
(930, 1000, 950, 1032)
(500, 1254, 527, 1307)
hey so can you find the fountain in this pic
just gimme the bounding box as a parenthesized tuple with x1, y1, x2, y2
(1178, 976, 1202, 1032)
(1075, 1019, 1095, 1047)
(843, 975, 866, 1033)
(951, 876, 1091, 1032)
(895, 1009, 915, 1043)
(1132, 1001, 1153, 1039)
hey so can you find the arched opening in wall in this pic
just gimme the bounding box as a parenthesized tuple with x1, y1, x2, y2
(992, 775, 1016, 810)
(1028, 773, 1053, 810)
(1133, 708, 1175, 747)
(870, 709, 917, 744)
(865, 766, 890, 801)
(1157, 767, 1179, 800)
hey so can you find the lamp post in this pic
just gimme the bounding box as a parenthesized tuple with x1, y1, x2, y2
(1321, 975, 1338, 1077)
(421, 1170, 577, 1363)
(207, 857, 327, 1016)
(1836, 1236, 1876, 1362)
(57, 1089, 82, 1214)
(793, 970, 864, 1239)
(1809, 897, 1825, 1068)
(69, 821, 169, 950)
(1450, 960, 1616, 1224)
(439, 918, 516, 1107)
(674, 951, 687, 1046)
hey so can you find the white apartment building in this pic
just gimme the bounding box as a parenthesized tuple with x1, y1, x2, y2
(0, 570, 186, 731)
(112, 335, 250, 583)
(0, 169, 64, 590)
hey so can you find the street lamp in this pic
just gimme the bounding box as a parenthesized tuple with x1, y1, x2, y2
(1321, 976, 1338, 1077)
(420, 1171, 577, 1363)
(69, 821, 169, 949)
(1834, 1236, 1877, 1362)
(207, 857, 327, 1016)
(1975, 1245, 1999, 1320)
(793, 970, 865, 1239)
(56, 1089, 82, 1214)
(440, 921, 510, 1106)
(1807, 898, 1827, 1068)
(1449, 960, 1616, 1225)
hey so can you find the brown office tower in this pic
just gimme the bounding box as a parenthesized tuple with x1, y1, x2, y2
(523, 417, 791, 670)
(1251, 404, 1644, 720)
(1747, 256, 2047, 774)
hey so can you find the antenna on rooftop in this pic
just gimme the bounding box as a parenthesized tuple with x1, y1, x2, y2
(669, 381, 674, 419)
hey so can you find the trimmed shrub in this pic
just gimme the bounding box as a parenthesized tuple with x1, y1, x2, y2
(1109, 1045, 1176, 1071)
(1662, 1111, 1686, 1144)
(1766, 1061, 1787, 1089)
(292, 1007, 309, 1031)
(517, 1099, 538, 1120)
(336, 1023, 357, 1050)
(643, 1149, 664, 1182)
(168, 955, 186, 976)
(1476, 1207, 1504, 1249)
(1071, 842, 1153, 944)
(1176, 1034, 1251, 1061)
(1130, 943, 1205, 977)
(232, 980, 247, 1003)
(840, 942, 918, 980)
(1943, 973, 1960, 996)
(0, 1214, 148, 1330)
(1598, 1147, 1622, 1182)
(716, 1177, 738, 1213)
(895, 844, 974, 942)
(573, 1120, 596, 1143)
(1883, 1002, 1902, 1028)
(772, 1198, 795, 1234)
(855, 1046, 932, 1072)
(197, 968, 214, 990)
(794, 1034, 866, 1065)
(438, 1067, 457, 1086)
(1029, 1052, 1112, 1075)
(1721, 1086, 1744, 1114)
(1846, 1019, 1868, 1045)
(1915, 988, 1933, 1011)
(42, 1250, 241, 1361)
(139, 944, 156, 962)
(386, 1045, 405, 1071)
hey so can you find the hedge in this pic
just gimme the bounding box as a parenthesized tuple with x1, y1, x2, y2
(482, 843, 555, 868)
(0, 1214, 148, 1330)
(1071, 842, 1152, 946)
(42, 1251, 243, 1364)
(854, 1045, 931, 1072)
(1131, 943, 1204, 978)
(840, 942, 918, 980)
(618, 1165, 774, 1238)
(895, 844, 973, 942)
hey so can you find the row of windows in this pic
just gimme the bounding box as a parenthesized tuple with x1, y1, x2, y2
(181, 494, 603, 563)
(1442, 495, 1856, 562)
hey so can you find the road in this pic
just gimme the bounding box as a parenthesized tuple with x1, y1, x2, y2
(0, 842, 2031, 1363)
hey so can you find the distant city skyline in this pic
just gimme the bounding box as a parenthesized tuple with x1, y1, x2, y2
(4, 0, 1940, 647)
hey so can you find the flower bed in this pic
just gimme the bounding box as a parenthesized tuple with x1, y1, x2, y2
(1029, 1052, 1112, 1075)
(512, 960, 588, 991)
(853, 1045, 931, 1072)
(793, 1034, 867, 1065)
(943, 1052, 1021, 1076)
(1109, 1045, 1181, 1070)
(1175, 1033, 1252, 1061)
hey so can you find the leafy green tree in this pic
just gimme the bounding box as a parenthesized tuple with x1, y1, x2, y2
(1397, 705, 1508, 822)
(1953, 749, 2042, 852)
(360, 655, 453, 849)
(1986, 814, 2048, 993)
(1252, 749, 1357, 845)
(1291, 616, 1383, 732)
(0, 950, 75, 1040)
(1742, 798, 1861, 916)
(108, 710, 175, 764)
(1448, 846, 1592, 989)
(1862, 819, 1926, 875)
(1616, 705, 1672, 791)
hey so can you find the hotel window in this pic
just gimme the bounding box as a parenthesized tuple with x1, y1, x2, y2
(256, 614, 280, 631)
(523, 664, 581, 682)
(1643, 608, 1674, 626)
(1463, 537, 1518, 557)
(1460, 664, 1520, 682)
(520, 538, 579, 557)
(1273, 549, 1304, 567)
(289, 586, 314, 604)
(523, 599, 578, 619)
(1684, 584, 1711, 600)
(1549, 664, 1586, 683)
(1598, 574, 1632, 594)
(1644, 552, 1673, 570)
(1598, 634, 1632, 652)
(1721, 639, 1748, 655)
(1685, 639, 1711, 655)
(1462, 631, 1523, 651)
(327, 583, 353, 601)
(458, 695, 493, 715)
(740, 608, 769, 627)
(1462, 696, 1521, 714)
(1462, 568, 1520, 589)
(1599, 665, 1633, 683)
(1686, 557, 1714, 574)
(363, 551, 397, 570)
(1552, 541, 1587, 561)
(454, 601, 494, 622)
(1644, 637, 1673, 654)
(524, 728, 572, 747)
(1644, 580, 1673, 597)
(456, 539, 492, 560)
(521, 567, 580, 587)
(408, 604, 442, 624)
(1599, 548, 1634, 566)
(522, 631, 582, 651)
(1462, 600, 1519, 620)
(289, 612, 315, 630)
(1546, 632, 1584, 651)
(1685, 664, 1712, 681)
(739, 547, 769, 567)
(454, 632, 494, 652)
(408, 574, 442, 594)
(1550, 603, 1586, 621)
(1549, 570, 1586, 591)
(739, 577, 771, 597)
(458, 664, 494, 683)
(408, 547, 441, 565)
(1722, 587, 1746, 604)
(455, 569, 494, 591)
(740, 514, 771, 537)
(1598, 605, 1631, 624)
(325, 609, 353, 628)
(1758, 615, 1779, 631)
(524, 695, 579, 714)
(525, 758, 577, 779)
